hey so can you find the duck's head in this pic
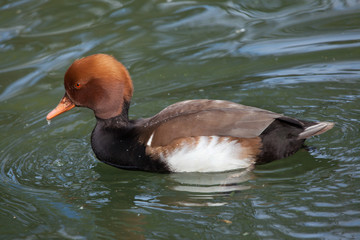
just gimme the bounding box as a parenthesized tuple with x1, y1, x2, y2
(46, 54, 133, 120)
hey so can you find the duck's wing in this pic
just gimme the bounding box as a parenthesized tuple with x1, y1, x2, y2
(137, 99, 302, 147)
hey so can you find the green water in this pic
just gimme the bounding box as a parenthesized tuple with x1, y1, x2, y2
(1, 0, 360, 239)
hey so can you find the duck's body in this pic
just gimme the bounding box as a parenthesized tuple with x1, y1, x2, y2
(47, 54, 334, 173)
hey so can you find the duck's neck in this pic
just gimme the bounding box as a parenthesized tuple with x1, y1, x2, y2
(91, 101, 169, 172)
(91, 100, 138, 168)
(95, 100, 131, 128)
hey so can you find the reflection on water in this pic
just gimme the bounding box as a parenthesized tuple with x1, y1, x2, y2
(170, 169, 254, 193)
(1, 0, 360, 239)
(169, 169, 254, 206)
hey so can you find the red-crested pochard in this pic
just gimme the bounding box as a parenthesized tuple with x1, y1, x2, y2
(46, 54, 334, 173)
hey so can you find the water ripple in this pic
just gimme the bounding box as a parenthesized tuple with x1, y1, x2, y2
(1, 0, 360, 239)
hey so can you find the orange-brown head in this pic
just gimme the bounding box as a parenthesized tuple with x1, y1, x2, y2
(46, 54, 133, 120)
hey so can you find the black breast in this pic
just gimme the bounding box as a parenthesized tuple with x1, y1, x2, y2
(90, 118, 169, 172)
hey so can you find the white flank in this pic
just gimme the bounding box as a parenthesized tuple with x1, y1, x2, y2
(147, 132, 154, 146)
(163, 136, 254, 172)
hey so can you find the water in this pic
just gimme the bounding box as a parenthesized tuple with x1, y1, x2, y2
(1, 0, 360, 239)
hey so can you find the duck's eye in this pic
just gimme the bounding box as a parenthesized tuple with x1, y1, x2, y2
(75, 83, 81, 89)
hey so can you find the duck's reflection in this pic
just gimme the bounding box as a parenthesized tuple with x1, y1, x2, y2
(81, 165, 257, 238)
(163, 168, 255, 206)
(170, 168, 254, 193)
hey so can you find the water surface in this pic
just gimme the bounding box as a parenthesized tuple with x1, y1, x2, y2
(1, 0, 360, 239)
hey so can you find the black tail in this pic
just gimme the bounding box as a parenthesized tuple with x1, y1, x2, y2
(256, 117, 334, 164)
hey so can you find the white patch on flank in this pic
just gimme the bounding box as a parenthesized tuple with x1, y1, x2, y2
(147, 132, 154, 146)
(163, 136, 254, 172)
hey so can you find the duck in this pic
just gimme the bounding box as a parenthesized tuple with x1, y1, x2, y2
(46, 54, 334, 173)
